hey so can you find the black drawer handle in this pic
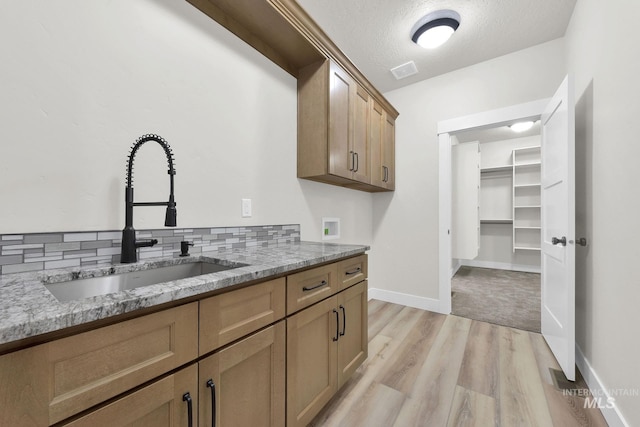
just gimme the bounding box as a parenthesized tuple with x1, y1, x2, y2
(206, 379, 216, 427)
(349, 151, 355, 171)
(345, 267, 361, 276)
(183, 392, 193, 427)
(339, 305, 346, 337)
(303, 280, 328, 292)
(333, 309, 339, 342)
(354, 151, 359, 172)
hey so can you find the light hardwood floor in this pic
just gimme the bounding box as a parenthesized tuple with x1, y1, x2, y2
(309, 300, 607, 427)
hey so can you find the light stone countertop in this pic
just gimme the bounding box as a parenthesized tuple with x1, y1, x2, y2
(0, 241, 368, 348)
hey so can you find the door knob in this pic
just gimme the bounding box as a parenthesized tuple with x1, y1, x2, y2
(552, 236, 567, 246)
(577, 237, 588, 247)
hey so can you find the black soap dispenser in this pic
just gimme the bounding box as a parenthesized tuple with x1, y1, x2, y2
(180, 241, 194, 257)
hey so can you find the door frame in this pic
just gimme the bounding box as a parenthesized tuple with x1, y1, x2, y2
(437, 99, 549, 314)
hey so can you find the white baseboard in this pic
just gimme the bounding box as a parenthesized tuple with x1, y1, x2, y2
(575, 344, 629, 427)
(368, 288, 446, 314)
(460, 259, 541, 274)
(451, 259, 462, 278)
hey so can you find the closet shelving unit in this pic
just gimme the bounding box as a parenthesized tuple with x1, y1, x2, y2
(512, 146, 541, 252)
(479, 164, 512, 225)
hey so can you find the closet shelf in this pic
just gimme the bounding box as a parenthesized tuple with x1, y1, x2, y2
(513, 146, 541, 255)
(481, 165, 512, 173)
(514, 161, 541, 167)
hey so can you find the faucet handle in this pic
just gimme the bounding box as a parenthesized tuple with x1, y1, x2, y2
(180, 241, 194, 257)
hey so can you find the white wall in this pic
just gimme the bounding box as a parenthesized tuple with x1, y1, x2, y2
(370, 39, 566, 306)
(0, 0, 373, 245)
(567, 0, 640, 424)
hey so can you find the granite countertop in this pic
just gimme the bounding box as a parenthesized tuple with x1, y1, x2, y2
(0, 241, 368, 348)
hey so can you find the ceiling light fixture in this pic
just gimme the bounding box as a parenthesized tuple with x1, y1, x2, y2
(510, 121, 535, 132)
(411, 10, 460, 49)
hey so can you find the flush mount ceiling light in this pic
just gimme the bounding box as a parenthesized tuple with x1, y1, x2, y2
(510, 121, 535, 132)
(411, 10, 460, 49)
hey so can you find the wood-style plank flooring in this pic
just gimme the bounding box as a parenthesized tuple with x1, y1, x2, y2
(309, 300, 607, 427)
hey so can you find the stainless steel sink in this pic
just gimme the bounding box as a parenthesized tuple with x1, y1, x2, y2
(44, 261, 243, 302)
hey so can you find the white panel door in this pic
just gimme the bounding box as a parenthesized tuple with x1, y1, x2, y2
(452, 141, 480, 260)
(541, 75, 575, 381)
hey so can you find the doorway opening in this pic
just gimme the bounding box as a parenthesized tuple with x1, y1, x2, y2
(436, 98, 548, 316)
(438, 76, 576, 381)
(449, 122, 542, 332)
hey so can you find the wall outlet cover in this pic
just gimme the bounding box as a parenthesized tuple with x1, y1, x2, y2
(241, 198, 252, 217)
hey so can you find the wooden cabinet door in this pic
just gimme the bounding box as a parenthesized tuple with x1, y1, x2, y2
(370, 100, 395, 190)
(199, 322, 285, 427)
(286, 296, 338, 427)
(337, 281, 368, 388)
(328, 61, 353, 179)
(382, 112, 396, 190)
(352, 84, 370, 184)
(64, 364, 198, 427)
(369, 100, 385, 188)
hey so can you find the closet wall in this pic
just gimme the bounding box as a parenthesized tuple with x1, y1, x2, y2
(453, 134, 541, 273)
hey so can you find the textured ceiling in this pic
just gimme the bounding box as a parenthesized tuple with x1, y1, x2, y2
(296, 0, 577, 93)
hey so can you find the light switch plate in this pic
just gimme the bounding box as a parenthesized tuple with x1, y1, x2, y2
(241, 198, 252, 217)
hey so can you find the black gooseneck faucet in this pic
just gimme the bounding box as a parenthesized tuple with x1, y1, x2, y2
(121, 134, 177, 263)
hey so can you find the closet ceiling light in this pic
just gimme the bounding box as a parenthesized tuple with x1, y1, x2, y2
(510, 121, 535, 132)
(411, 10, 460, 49)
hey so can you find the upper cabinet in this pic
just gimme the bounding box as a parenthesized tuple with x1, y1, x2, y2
(297, 60, 396, 191)
(298, 60, 377, 188)
(186, 0, 398, 192)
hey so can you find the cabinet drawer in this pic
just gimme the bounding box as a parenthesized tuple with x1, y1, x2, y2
(337, 254, 368, 290)
(287, 263, 338, 315)
(50, 303, 198, 424)
(199, 277, 285, 355)
(63, 363, 198, 426)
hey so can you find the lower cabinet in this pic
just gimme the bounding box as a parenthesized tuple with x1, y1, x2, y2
(199, 321, 286, 427)
(0, 255, 367, 427)
(64, 364, 198, 426)
(286, 281, 367, 427)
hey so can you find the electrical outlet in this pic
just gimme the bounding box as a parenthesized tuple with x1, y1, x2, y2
(241, 198, 252, 217)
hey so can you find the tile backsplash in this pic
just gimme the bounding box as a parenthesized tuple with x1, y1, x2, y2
(0, 224, 300, 275)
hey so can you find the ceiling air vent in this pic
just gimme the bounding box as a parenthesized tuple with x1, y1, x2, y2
(390, 61, 418, 80)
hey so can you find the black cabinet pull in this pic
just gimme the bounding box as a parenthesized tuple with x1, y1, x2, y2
(345, 267, 361, 276)
(339, 305, 346, 337)
(183, 392, 193, 427)
(206, 379, 216, 427)
(354, 152, 359, 172)
(349, 151, 355, 171)
(303, 280, 327, 292)
(332, 309, 339, 341)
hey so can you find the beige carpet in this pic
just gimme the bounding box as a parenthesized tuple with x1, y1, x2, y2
(452, 266, 541, 333)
